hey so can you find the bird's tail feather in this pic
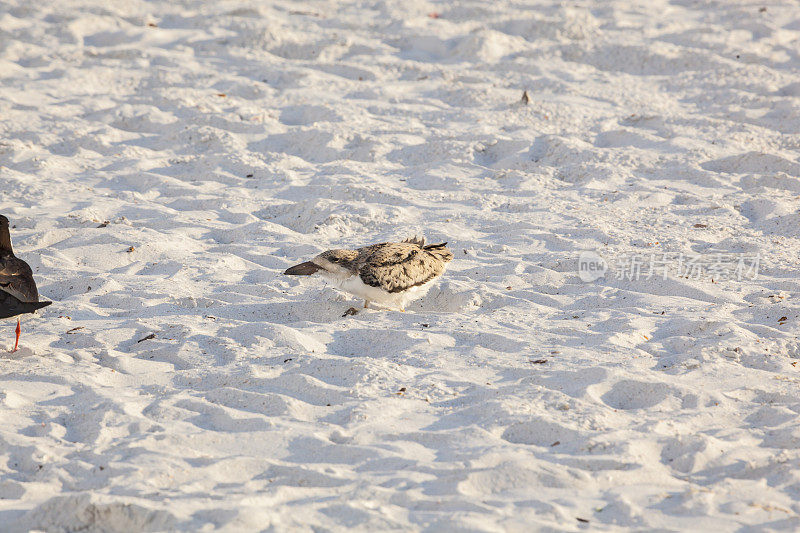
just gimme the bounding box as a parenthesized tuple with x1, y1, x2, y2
(424, 242, 453, 263)
(404, 237, 452, 261)
(28, 301, 52, 313)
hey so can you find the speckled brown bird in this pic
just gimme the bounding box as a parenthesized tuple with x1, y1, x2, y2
(0, 215, 51, 351)
(284, 237, 452, 311)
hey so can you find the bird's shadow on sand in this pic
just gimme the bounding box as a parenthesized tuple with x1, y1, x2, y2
(0, 346, 35, 359)
(242, 300, 358, 325)
(262, 289, 463, 324)
(259, 299, 446, 326)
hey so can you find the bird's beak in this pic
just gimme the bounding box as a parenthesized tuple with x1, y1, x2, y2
(284, 261, 322, 275)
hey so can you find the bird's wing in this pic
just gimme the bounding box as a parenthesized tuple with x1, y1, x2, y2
(0, 256, 39, 302)
(358, 243, 447, 293)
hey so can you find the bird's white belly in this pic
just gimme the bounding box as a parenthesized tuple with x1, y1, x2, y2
(323, 273, 436, 310)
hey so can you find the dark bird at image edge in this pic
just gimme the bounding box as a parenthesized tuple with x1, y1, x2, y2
(0, 215, 51, 352)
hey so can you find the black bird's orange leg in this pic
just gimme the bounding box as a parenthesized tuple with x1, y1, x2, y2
(12, 318, 20, 352)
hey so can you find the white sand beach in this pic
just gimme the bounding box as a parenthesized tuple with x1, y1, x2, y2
(2, 0, 800, 530)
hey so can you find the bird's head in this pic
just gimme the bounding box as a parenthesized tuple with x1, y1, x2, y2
(284, 249, 358, 278)
(315, 249, 358, 276)
(0, 215, 10, 253)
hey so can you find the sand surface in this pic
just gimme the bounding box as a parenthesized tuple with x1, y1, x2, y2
(2, 0, 800, 530)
